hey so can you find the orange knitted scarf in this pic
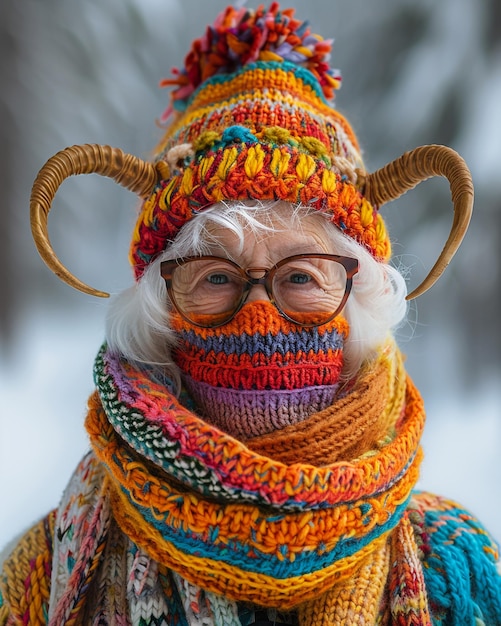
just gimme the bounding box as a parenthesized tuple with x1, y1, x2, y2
(79, 340, 430, 624)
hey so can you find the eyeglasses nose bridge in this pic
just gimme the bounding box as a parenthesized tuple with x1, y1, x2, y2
(242, 268, 273, 304)
(245, 267, 270, 282)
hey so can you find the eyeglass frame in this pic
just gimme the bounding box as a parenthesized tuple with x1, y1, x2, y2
(160, 253, 359, 328)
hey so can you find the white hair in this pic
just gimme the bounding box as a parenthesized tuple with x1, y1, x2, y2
(106, 200, 408, 391)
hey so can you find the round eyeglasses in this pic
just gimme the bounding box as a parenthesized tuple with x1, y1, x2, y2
(160, 253, 359, 328)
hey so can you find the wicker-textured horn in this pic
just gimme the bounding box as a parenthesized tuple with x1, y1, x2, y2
(364, 144, 473, 300)
(30, 143, 158, 297)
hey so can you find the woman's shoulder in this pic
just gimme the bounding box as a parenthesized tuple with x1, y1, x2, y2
(0, 451, 103, 625)
(409, 490, 500, 557)
(409, 490, 501, 624)
(0, 510, 57, 625)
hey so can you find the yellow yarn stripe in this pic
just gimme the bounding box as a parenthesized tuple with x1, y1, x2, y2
(297, 538, 391, 625)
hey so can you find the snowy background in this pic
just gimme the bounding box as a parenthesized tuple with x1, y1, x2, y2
(1, 0, 500, 552)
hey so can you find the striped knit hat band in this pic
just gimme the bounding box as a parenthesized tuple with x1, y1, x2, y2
(129, 4, 391, 277)
(171, 301, 349, 439)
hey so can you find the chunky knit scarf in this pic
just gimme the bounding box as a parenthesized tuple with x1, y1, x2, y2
(49, 340, 431, 625)
(3, 342, 501, 625)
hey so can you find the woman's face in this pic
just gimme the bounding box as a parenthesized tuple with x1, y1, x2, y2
(168, 209, 351, 437)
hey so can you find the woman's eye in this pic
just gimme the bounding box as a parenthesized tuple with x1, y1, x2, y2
(289, 272, 312, 284)
(207, 273, 229, 285)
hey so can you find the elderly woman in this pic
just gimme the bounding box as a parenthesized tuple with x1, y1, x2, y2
(2, 4, 500, 625)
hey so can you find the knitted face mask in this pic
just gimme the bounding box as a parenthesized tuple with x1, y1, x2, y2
(171, 300, 349, 440)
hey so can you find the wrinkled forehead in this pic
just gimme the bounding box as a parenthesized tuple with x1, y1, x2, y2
(192, 203, 337, 263)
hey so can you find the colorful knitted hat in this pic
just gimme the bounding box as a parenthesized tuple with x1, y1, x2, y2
(30, 3, 473, 300)
(130, 3, 388, 277)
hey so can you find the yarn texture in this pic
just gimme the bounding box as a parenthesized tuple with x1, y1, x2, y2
(4, 4, 501, 626)
(1, 343, 500, 625)
(171, 301, 349, 439)
(130, 3, 390, 277)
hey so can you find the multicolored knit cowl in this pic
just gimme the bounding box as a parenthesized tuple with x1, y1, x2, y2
(74, 340, 428, 624)
(3, 342, 500, 626)
(171, 301, 350, 440)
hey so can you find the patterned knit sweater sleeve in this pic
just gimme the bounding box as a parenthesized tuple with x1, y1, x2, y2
(0, 511, 56, 626)
(409, 491, 501, 625)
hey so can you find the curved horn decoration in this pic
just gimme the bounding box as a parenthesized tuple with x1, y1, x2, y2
(30, 144, 159, 297)
(364, 144, 473, 300)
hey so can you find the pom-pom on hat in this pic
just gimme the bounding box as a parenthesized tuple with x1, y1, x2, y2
(29, 3, 473, 301)
(130, 3, 390, 277)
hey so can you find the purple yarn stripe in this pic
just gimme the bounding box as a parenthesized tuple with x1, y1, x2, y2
(183, 375, 339, 438)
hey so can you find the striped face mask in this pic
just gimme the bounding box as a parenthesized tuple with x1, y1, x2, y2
(171, 300, 349, 440)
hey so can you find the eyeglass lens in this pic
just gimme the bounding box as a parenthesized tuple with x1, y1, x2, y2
(166, 256, 353, 327)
